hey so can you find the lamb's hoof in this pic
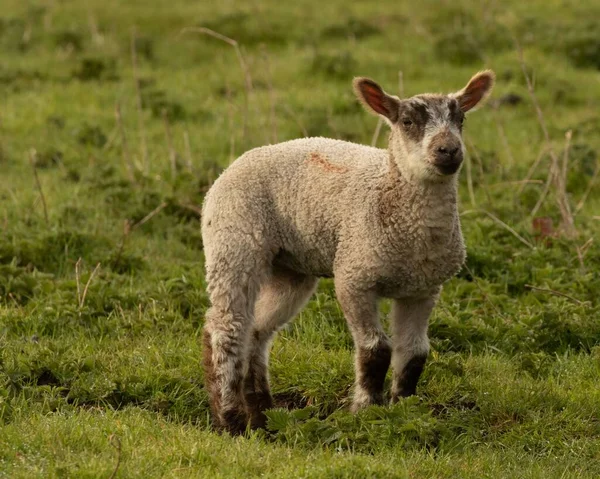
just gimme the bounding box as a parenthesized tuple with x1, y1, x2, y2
(350, 394, 386, 413)
(218, 408, 249, 435)
(249, 411, 269, 430)
(246, 391, 274, 430)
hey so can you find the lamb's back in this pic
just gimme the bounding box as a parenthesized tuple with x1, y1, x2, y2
(202, 137, 388, 276)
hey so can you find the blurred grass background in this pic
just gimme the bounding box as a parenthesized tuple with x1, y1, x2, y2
(1, 0, 599, 477)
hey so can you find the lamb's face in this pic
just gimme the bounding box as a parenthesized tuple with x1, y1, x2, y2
(391, 95, 465, 180)
(353, 70, 495, 182)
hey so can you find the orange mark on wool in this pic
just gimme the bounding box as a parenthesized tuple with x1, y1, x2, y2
(307, 152, 349, 173)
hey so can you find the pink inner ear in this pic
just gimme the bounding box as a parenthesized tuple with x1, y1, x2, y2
(360, 82, 388, 116)
(460, 75, 492, 112)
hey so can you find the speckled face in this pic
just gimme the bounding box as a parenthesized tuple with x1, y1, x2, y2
(395, 95, 465, 177)
(353, 71, 495, 181)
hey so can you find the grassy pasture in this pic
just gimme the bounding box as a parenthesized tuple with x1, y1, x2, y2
(1, 0, 600, 477)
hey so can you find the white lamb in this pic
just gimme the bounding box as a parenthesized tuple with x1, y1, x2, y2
(201, 70, 495, 433)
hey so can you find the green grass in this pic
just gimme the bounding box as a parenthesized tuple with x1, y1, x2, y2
(1, 0, 600, 477)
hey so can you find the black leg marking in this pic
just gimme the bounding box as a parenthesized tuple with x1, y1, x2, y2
(244, 360, 274, 429)
(245, 390, 273, 429)
(396, 354, 427, 399)
(358, 342, 392, 404)
(221, 407, 248, 435)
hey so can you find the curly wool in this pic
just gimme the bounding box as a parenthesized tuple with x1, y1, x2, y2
(202, 136, 465, 298)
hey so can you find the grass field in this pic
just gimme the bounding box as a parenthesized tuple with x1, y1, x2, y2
(1, 0, 600, 477)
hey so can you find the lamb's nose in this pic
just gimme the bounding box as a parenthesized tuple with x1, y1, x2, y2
(437, 146, 459, 159)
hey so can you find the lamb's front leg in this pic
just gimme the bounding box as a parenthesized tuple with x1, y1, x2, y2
(390, 294, 438, 402)
(335, 280, 391, 411)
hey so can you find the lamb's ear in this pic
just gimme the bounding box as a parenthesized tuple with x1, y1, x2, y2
(353, 77, 400, 124)
(453, 70, 495, 113)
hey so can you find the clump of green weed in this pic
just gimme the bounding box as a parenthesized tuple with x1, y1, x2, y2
(54, 30, 84, 52)
(311, 51, 357, 78)
(0, 260, 53, 305)
(141, 86, 186, 122)
(560, 22, 600, 70)
(266, 398, 441, 453)
(320, 17, 380, 41)
(201, 12, 289, 46)
(0, 230, 112, 276)
(72, 57, 118, 82)
(566, 143, 597, 193)
(133, 35, 155, 61)
(426, 7, 510, 65)
(33, 147, 63, 169)
(0, 67, 46, 91)
(0, 17, 29, 51)
(514, 351, 553, 378)
(75, 124, 108, 148)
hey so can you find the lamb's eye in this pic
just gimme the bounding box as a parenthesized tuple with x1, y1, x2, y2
(402, 118, 413, 127)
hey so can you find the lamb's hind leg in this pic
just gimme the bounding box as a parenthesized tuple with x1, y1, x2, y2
(244, 266, 318, 428)
(335, 278, 391, 411)
(202, 270, 262, 435)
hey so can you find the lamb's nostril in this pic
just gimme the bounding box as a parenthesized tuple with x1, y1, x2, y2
(437, 146, 459, 159)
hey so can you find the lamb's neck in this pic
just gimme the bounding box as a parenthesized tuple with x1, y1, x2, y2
(378, 156, 460, 236)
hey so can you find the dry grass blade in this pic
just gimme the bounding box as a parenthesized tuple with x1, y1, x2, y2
(574, 156, 600, 216)
(372, 71, 403, 147)
(183, 130, 194, 172)
(576, 237, 593, 272)
(398, 70, 405, 98)
(561, 130, 572, 191)
(75, 257, 82, 307)
(162, 109, 177, 179)
(113, 203, 167, 270)
(462, 263, 503, 317)
(282, 104, 308, 138)
(465, 151, 476, 207)
(530, 162, 553, 218)
(371, 118, 383, 147)
(179, 27, 253, 92)
(80, 263, 101, 311)
(525, 284, 587, 305)
(180, 27, 252, 141)
(115, 102, 135, 182)
(518, 145, 547, 195)
(261, 45, 278, 144)
(131, 28, 148, 171)
(326, 106, 340, 139)
(28, 149, 49, 225)
(177, 202, 202, 218)
(87, 8, 103, 45)
(224, 82, 236, 162)
(491, 180, 544, 188)
(515, 39, 575, 236)
(558, 130, 574, 230)
(108, 434, 122, 479)
(491, 104, 516, 169)
(465, 138, 492, 205)
(516, 43, 552, 153)
(131, 202, 168, 231)
(579, 237, 594, 255)
(462, 209, 534, 249)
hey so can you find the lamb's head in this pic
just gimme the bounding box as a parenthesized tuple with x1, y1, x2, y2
(353, 70, 495, 181)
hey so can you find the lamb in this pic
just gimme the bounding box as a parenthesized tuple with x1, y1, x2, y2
(201, 70, 495, 434)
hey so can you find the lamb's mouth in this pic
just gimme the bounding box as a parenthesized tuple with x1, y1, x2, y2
(434, 161, 462, 175)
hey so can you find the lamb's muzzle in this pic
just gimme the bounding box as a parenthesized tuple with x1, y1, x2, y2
(200, 69, 495, 434)
(430, 130, 464, 175)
